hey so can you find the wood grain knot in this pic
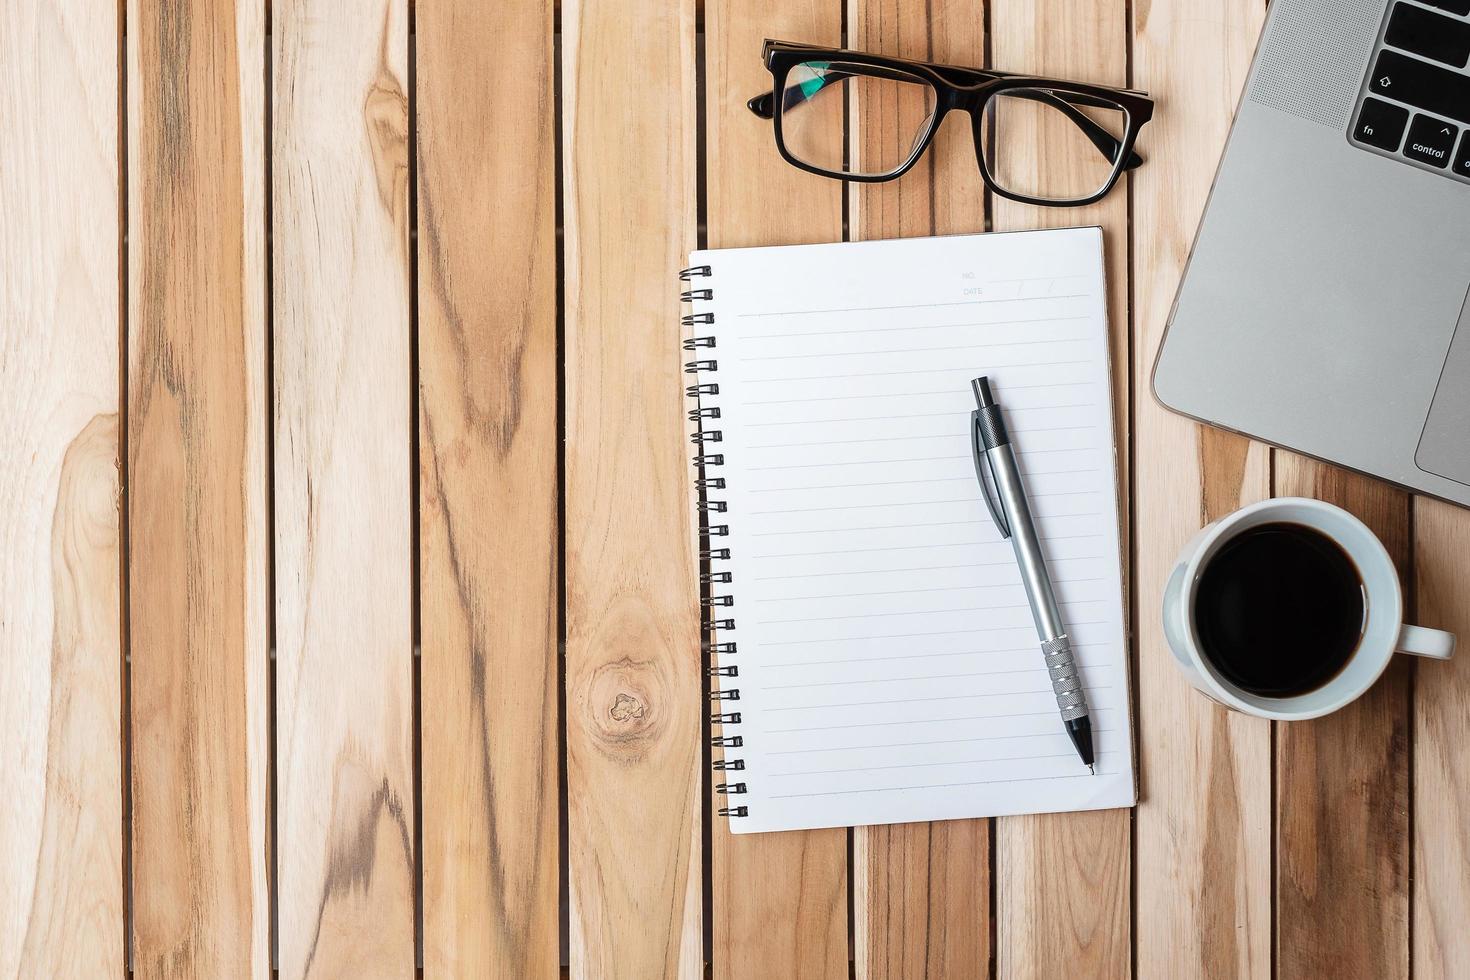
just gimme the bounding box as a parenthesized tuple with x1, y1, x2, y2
(609, 693, 645, 722)
(363, 59, 408, 219)
(57, 414, 121, 543)
(584, 657, 667, 757)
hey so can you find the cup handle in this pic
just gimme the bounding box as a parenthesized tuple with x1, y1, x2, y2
(1396, 624, 1456, 660)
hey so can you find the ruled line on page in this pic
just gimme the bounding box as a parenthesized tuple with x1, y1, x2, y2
(759, 621, 1105, 647)
(766, 641, 1108, 669)
(738, 332, 1090, 361)
(747, 412, 957, 428)
(747, 446, 1096, 471)
(748, 493, 1095, 515)
(749, 519, 1100, 539)
(749, 497, 980, 514)
(746, 424, 1096, 449)
(770, 748, 1123, 778)
(752, 556, 1105, 581)
(761, 664, 1105, 689)
(744, 378, 1098, 406)
(752, 517, 1099, 540)
(750, 518, 984, 537)
(744, 404, 1092, 427)
(746, 469, 1099, 492)
(770, 753, 1085, 779)
(752, 555, 1099, 578)
(749, 475, 976, 492)
(740, 311, 1089, 340)
(755, 561, 994, 580)
(757, 599, 1107, 627)
(752, 578, 1105, 604)
(992, 378, 1103, 392)
(742, 359, 1091, 383)
(769, 771, 1114, 799)
(764, 706, 1119, 735)
(750, 534, 1105, 559)
(748, 495, 1099, 516)
(735, 288, 1091, 318)
(765, 728, 1118, 754)
(763, 685, 1111, 712)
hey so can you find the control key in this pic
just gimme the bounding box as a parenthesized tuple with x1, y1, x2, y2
(1455, 130, 1470, 178)
(1405, 113, 1458, 168)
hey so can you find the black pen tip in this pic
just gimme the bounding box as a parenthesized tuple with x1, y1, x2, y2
(1065, 716, 1095, 769)
(971, 376, 994, 408)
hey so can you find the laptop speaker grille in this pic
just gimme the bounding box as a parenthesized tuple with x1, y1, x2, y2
(1247, 0, 1386, 129)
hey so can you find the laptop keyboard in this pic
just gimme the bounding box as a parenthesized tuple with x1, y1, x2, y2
(1352, 0, 1470, 181)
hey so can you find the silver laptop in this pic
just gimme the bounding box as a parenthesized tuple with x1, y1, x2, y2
(1154, 0, 1470, 508)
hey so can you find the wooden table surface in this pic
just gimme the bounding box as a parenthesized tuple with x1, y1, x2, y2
(4, 0, 1469, 977)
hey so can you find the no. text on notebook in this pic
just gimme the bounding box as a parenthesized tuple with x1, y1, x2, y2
(682, 227, 1136, 834)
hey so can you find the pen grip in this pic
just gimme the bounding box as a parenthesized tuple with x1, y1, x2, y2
(1041, 634, 1088, 721)
(974, 402, 1008, 448)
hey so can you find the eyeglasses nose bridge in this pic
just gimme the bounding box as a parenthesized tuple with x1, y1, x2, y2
(950, 85, 993, 117)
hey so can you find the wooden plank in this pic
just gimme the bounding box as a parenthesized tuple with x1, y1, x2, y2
(986, 2, 1131, 976)
(561, 0, 702, 976)
(1130, 0, 1273, 977)
(417, 0, 560, 975)
(704, 3, 848, 978)
(848, 4, 988, 241)
(1273, 457, 1409, 980)
(126, 0, 271, 973)
(271, 1, 416, 975)
(844, 5, 990, 978)
(0, 1, 123, 975)
(1413, 497, 1470, 978)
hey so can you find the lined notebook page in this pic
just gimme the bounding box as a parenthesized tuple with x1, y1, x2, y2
(690, 228, 1135, 834)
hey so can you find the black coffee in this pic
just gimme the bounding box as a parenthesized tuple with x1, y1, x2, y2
(1193, 521, 1365, 697)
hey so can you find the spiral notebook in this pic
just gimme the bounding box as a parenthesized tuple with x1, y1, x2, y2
(684, 227, 1136, 834)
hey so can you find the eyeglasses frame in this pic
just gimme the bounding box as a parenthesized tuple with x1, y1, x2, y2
(749, 39, 1155, 208)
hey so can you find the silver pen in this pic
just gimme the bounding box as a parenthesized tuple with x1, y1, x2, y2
(969, 376, 1094, 772)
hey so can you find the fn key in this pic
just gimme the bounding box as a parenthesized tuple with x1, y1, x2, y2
(1353, 97, 1409, 151)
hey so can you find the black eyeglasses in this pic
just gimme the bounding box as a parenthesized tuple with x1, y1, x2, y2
(748, 39, 1154, 207)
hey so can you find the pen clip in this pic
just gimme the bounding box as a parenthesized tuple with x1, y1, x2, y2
(971, 410, 1011, 539)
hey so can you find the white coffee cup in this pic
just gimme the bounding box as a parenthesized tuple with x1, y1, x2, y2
(1162, 497, 1455, 721)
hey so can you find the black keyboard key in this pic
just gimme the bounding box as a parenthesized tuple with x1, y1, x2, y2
(1386, 2, 1470, 68)
(1404, 113, 1459, 166)
(1369, 49, 1470, 125)
(1455, 130, 1470, 177)
(1353, 97, 1410, 150)
(1424, 0, 1470, 15)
